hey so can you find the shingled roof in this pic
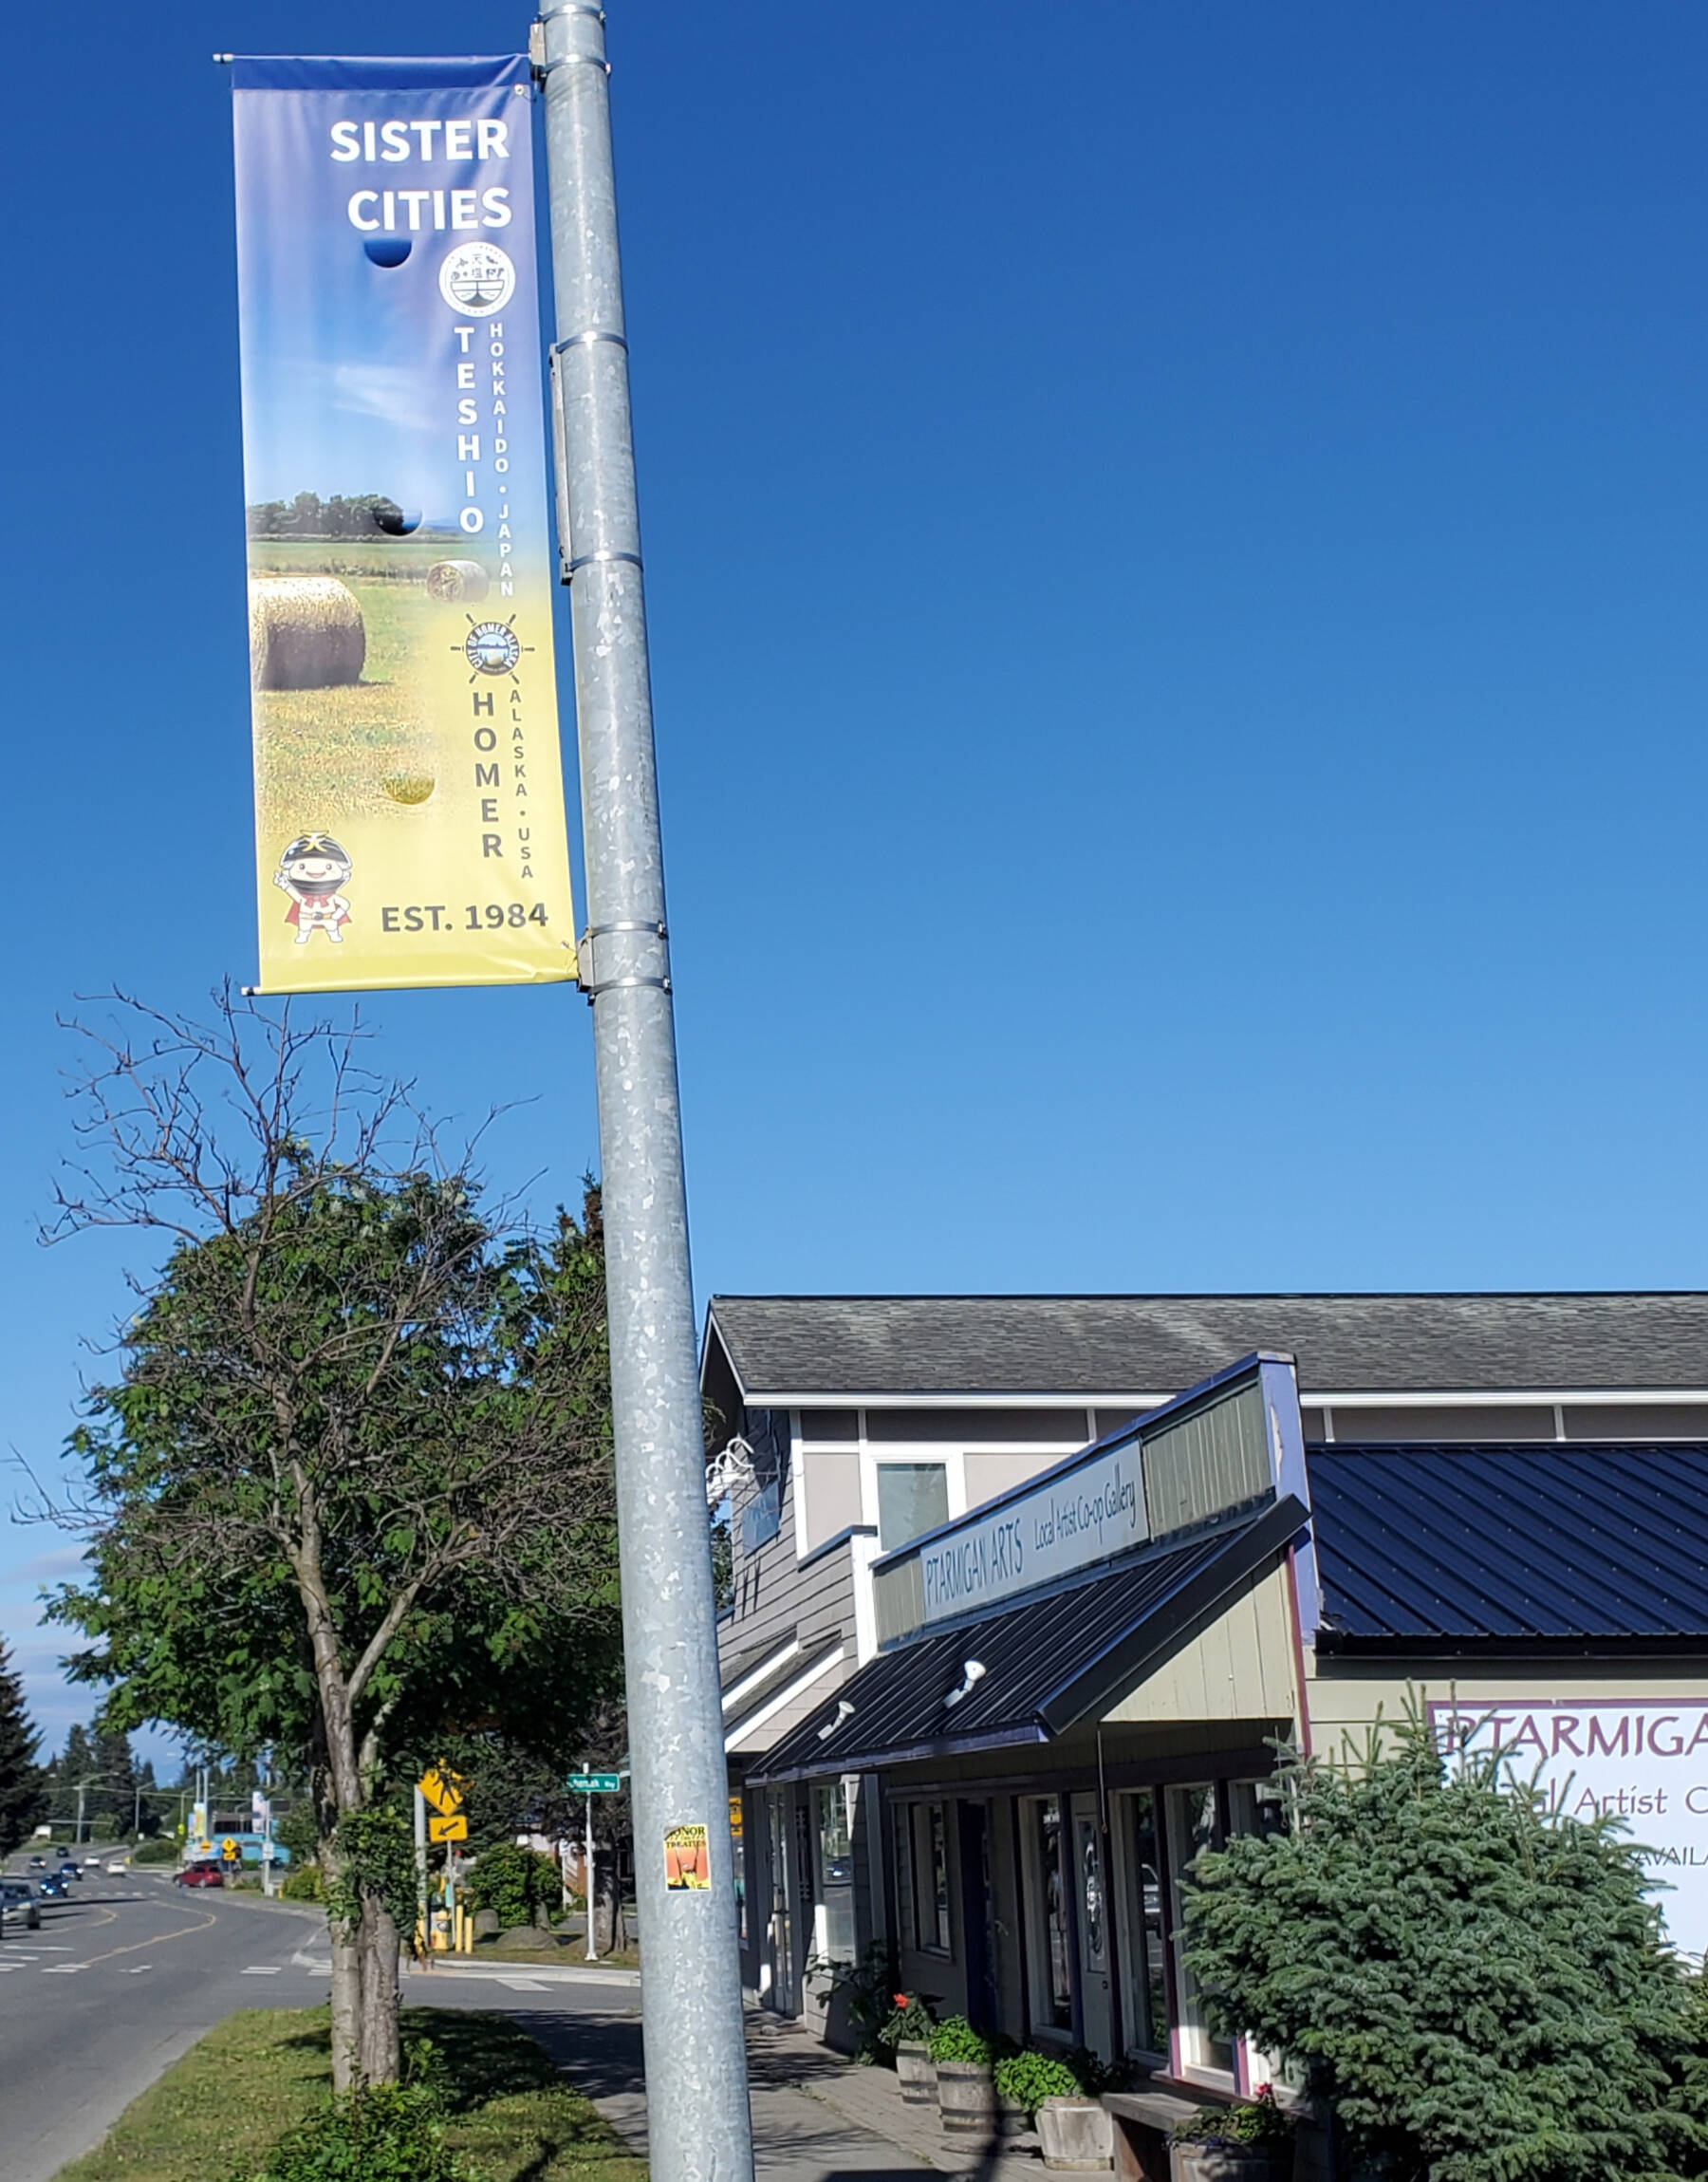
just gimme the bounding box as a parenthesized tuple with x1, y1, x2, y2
(706, 1293, 1708, 1401)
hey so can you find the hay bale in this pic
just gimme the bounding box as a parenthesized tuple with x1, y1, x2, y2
(249, 576, 365, 690)
(426, 557, 490, 604)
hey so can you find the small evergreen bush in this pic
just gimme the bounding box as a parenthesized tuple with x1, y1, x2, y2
(131, 1837, 177, 1864)
(280, 1865, 324, 1903)
(1183, 1705, 1708, 2182)
(993, 2048, 1084, 2117)
(928, 2015, 993, 2066)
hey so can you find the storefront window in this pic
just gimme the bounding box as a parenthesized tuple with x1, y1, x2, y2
(816, 1781, 856, 1963)
(1165, 1783, 1233, 2079)
(894, 1801, 916, 1949)
(1025, 1794, 1074, 2033)
(877, 1463, 949, 1551)
(1117, 1789, 1169, 2057)
(1227, 1778, 1287, 1842)
(895, 1800, 953, 1954)
(919, 1801, 953, 1953)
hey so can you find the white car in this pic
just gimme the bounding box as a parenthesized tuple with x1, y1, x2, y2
(106, 1859, 128, 1874)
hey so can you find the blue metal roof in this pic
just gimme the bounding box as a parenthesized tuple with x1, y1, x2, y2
(1309, 1443, 1708, 1650)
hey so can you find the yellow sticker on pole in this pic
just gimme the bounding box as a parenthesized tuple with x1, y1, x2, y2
(664, 1823, 710, 1891)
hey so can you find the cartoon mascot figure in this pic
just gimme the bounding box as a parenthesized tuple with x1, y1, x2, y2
(274, 833, 353, 945)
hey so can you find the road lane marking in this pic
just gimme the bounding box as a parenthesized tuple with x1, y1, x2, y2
(242, 1965, 282, 1975)
(497, 1975, 549, 1989)
(127, 1965, 153, 1973)
(42, 1964, 88, 1974)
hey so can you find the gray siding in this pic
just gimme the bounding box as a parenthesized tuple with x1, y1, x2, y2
(721, 1406, 861, 1752)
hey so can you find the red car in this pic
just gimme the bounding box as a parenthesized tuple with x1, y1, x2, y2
(174, 1863, 225, 1888)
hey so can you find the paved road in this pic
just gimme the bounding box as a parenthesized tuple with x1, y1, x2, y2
(0, 1861, 922, 2182)
(0, 1862, 332, 2182)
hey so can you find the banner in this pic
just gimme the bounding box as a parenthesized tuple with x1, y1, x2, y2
(232, 56, 577, 992)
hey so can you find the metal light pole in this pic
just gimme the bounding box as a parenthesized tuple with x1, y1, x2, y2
(535, 10, 754, 2182)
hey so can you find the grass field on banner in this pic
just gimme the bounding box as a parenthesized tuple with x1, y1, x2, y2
(248, 533, 464, 844)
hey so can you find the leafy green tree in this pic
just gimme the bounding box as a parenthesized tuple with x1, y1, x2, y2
(0, 1638, 47, 1855)
(1182, 1706, 1708, 2182)
(41, 993, 622, 2089)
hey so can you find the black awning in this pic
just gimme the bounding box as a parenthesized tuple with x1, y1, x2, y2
(751, 1495, 1307, 1782)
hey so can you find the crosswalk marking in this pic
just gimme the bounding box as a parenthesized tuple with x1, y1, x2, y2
(242, 1965, 282, 1976)
(127, 1965, 153, 1974)
(42, 1964, 87, 1974)
(497, 1975, 548, 1990)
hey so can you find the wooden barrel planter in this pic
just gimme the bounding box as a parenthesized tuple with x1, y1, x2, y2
(896, 2041, 937, 2104)
(937, 2059, 999, 2133)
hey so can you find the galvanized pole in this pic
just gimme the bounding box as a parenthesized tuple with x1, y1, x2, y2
(584, 1769, 597, 1964)
(535, 11, 754, 2182)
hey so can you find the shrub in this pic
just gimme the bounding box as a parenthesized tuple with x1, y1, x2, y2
(993, 2048, 1084, 2117)
(1173, 2088, 1294, 2145)
(280, 1865, 324, 1903)
(132, 1837, 177, 1865)
(1183, 1705, 1708, 2182)
(927, 2015, 993, 2066)
(234, 2082, 465, 2182)
(463, 1841, 560, 1930)
(878, 1989, 937, 2049)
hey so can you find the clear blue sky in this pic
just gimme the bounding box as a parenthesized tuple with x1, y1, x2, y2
(8, 0, 1708, 1762)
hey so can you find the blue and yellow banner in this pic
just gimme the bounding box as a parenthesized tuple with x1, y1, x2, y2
(232, 56, 577, 992)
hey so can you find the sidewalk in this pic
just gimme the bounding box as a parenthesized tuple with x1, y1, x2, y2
(525, 2000, 1047, 2182)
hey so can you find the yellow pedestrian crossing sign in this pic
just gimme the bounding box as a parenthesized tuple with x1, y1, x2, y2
(418, 1767, 467, 1818)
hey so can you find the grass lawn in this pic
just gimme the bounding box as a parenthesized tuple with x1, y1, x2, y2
(472, 1931, 640, 1971)
(53, 2005, 646, 2182)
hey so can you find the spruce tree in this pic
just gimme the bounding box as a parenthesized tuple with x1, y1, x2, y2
(1183, 1706, 1708, 2182)
(0, 1637, 47, 1856)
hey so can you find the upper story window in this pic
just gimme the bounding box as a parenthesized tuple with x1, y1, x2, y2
(877, 1462, 949, 1552)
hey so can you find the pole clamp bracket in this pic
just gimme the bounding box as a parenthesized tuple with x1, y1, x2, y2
(566, 549, 643, 576)
(556, 329, 629, 355)
(578, 922, 672, 1000)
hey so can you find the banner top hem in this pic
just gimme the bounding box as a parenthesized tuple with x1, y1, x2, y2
(231, 55, 529, 92)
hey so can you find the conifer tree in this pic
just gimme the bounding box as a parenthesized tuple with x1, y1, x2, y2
(1183, 1706, 1708, 2182)
(0, 1638, 47, 1855)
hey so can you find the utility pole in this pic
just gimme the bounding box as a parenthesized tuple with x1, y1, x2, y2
(535, 10, 754, 2182)
(584, 1759, 597, 1964)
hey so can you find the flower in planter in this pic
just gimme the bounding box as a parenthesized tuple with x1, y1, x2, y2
(878, 1991, 938, 2049)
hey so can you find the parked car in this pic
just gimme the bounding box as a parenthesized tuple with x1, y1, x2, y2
(1, 1881, 42, 1930)
(174, 1863, 224, 1889)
